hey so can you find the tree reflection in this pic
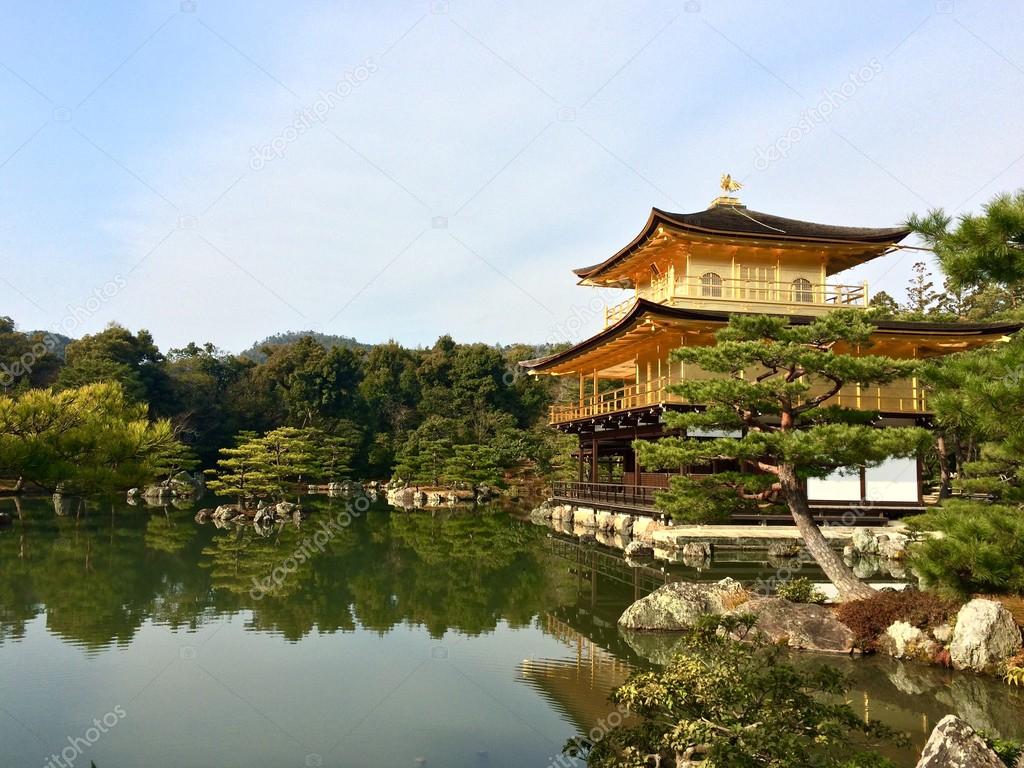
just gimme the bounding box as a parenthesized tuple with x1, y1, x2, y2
(0, 498, 572, 649)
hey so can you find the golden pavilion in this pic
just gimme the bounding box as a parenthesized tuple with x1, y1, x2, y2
(521, 181, 1020, 518)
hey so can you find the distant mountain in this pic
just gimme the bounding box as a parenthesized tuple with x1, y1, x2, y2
(28, 331, 74, 359)
(239, 331, 371, 362)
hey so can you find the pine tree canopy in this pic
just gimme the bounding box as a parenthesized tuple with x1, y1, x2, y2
(637, 311, 931, 480)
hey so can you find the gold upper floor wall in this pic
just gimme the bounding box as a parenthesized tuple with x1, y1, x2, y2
(597, 237, 870, 327)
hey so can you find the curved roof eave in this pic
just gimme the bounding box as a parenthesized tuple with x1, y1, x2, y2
(519, 300, 1023, 372)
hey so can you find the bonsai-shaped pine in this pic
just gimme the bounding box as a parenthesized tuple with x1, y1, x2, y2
(206, 426, 359, 508)
(442, 443, 502, 493)
(204, 431, 277, 508)
(394, 437, 453, 487)
(569, 615, 902, 768)
(258, 426, 318, 498)
(635, 311, 930, 601)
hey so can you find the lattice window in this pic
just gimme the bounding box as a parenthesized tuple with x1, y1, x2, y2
(700, 271, 723, 298)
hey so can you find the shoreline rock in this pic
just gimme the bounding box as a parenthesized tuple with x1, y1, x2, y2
(915, 715, 1004, 768)
(728, 596, 857, 654)
(618, 578, 747, 631)
(949, 599, 1022, 673)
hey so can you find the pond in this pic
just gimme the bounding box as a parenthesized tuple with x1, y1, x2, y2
(0, 496, 1021, 767)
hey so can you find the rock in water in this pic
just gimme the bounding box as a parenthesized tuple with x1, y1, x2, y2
(573, 507, 597, 528)
(623, 540, 653, 558)
(915, 715, 1004, 768)
(851, 527, 879, 554)
(949, 599, 1022, 673)
(879, 621, 937, 661)
(729, 597, 856, 653)
(618, 578, 747, 631)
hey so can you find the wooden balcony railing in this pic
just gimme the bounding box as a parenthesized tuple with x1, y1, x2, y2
(602, 277, 869, 327)
(552, 375, 687, 423)
(552, 481, 660, 510)
(549, 374, 929, 424)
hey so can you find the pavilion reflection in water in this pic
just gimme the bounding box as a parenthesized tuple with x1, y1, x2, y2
(520, 535, 1024, 764)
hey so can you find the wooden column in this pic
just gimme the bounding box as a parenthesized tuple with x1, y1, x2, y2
(590, 436, 599, 483)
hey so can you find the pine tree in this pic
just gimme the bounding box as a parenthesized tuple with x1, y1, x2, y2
(257, 426, 317, 497)
(311, 427, 358, 483)
(909, 189, 1024, 298)
(922, 331, 1024, 502)
(867, 290, 900, 318)
(902, 262, 942, 317)
(443, 443, 502, 491)
(635, 311, 931, 601)
(204, 432, 277, 507)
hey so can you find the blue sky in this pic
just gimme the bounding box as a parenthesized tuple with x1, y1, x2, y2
(2, 0, 1022, 353)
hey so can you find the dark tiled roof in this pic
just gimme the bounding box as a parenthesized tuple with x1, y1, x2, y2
(655, 205, 910, 243)
(574, 205, 912, 279)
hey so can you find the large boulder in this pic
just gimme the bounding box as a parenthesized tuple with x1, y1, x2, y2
(612, 513, 634, 536)
(914, 715, 1004, 768)
(595, 510, 615, 531)
(618, 578, 747, 631)
(949, 599, 1022, 673)
(851, 527, 879, 554)
(729, 597, 856, 653)
(210, 504, 237, 521)
(253, 506, 275, 527)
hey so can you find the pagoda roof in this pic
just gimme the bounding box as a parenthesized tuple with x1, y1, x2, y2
(520, 299, 1022, 372)
(574, 204, 912, 281)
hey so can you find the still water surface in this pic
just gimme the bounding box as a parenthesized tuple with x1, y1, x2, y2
(1, 496, 1021, 767)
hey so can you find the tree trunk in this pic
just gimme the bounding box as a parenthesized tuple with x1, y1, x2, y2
(936, 434, 952, 499)
(777, 464, 876, 601)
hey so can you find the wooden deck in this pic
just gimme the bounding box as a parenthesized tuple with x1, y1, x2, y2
(550, 481, 921, 524)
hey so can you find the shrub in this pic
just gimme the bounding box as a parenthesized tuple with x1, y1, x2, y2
(983, 734, 1022, 767)
(834, 589, 961, 651)
(566, 615, 903, 767)
(1002, 651, 1024, 687)
(777, 577, 827, 605)
(905, 501, 1024, 596)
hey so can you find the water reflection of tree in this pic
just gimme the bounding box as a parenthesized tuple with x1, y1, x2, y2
(0, 499, 574, 648)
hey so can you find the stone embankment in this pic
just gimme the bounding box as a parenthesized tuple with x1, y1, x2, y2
(385, 481, 498, 508)
(618, 578, 1023, 679)
(529, 500, 915, 574)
